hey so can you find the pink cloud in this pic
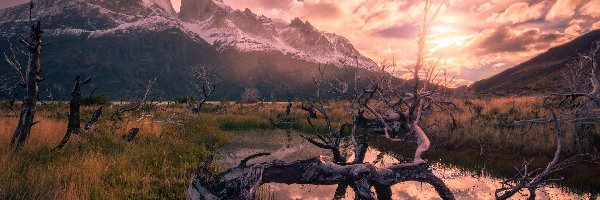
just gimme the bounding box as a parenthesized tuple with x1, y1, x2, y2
(580, 0, 600, 18)
(592, 21, 600, 31)
(487, 1, 549, 24)
(546, 0, 584, 21)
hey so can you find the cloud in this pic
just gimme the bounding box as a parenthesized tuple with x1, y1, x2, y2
(487, 1, 549, 24)
(2, 0, 592, 84)
(564, 23, 583, 36)
(294, 1, 342, 19)
(580, 0, 600, 18)
(224, 0, 293, 10)
(374, 24, 418, 38)
(467, 26, 561, 55)
(546, 0, 584, 21)
(592, 21, 600, 31)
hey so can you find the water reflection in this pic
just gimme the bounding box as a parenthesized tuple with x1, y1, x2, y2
(217, 130, 592, 199)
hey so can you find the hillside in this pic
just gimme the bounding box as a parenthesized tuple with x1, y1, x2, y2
(0, 0, 377, 100)
(470, 29, 600, 94)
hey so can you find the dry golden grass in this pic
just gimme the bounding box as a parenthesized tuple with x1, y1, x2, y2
(0, 117, 65, 148)
(0, 105, 227, 199)
(0, 98, 597, 199)
(424, 96, 599, 154)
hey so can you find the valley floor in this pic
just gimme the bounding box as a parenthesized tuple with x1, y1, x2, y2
(0, 97, 598, 199)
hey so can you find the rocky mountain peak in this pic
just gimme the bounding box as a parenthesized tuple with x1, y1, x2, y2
(179, 0, 232, 21)
(290, 17, 304, 27)
(143, 0, 176, 16)
(289, 17, 316, 33)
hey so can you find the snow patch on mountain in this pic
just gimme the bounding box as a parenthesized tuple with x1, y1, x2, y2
(1, 0, 377, 69)
(89, 16, 175, 38)
(179, 2, 377, 68)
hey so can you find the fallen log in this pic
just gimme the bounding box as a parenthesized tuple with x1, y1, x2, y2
(187, 156, 454, 200)
(84, 106, 103, 131)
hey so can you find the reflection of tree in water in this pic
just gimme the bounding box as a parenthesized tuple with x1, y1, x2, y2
(185, 1, 457, 199)
(185, 2, 599, 200)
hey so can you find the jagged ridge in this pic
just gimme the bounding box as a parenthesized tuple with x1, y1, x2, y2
(0, 0, 380, 99)
(179, 0, 377, 68)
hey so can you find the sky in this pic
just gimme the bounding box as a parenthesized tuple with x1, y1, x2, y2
(2, 0, 600, 85)
(214, 0, 600, 85)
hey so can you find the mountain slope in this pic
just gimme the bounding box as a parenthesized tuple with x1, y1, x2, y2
(471, 30, 600, 94)
(0, 0, 218, 98)
(0, 0, 378, 100)
(179, 0, 377, 68)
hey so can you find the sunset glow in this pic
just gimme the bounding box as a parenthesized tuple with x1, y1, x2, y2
(0, 0, 598, 85)
(216, 0, 600, 85)
(0, 1, 599, 199)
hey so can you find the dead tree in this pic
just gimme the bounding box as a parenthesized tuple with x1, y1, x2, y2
(186, 2, 455, 199)
(362, 0, 446, 165)
(187, 155, 454, 200)
(312, 64, 370, 165)
(56, 76, 91, 149)
(4, 1, 44, 148)
(496, 42, 600, 199)
(190, 65, 216, 113)
(497, 111, 599, 200)
(114, 78, 157, 120)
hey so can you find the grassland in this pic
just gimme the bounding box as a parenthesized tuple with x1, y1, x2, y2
(0, 96, 598, 199)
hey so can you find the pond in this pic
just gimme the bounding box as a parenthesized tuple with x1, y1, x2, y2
(215, 130, 596, 200)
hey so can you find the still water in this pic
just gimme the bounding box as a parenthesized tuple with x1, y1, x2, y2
(216, 130, 594, 200)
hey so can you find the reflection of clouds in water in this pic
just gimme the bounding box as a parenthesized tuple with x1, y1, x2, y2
(216, 130, 590, 199)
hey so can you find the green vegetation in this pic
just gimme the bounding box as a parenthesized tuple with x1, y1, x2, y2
(0, 106, 227, 199)
(0, 97, 598, 198)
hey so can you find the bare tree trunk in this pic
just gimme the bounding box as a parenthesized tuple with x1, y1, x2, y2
(57, 77, 83, 149)
(187, 157, 455, 200)
(410, 122, 431, 164)
(11, 21, 43, 148)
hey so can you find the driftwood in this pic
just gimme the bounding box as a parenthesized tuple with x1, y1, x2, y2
(8, 1, 44, 148)
(84, 106, 103, 131)
(187, 156, 454, 200)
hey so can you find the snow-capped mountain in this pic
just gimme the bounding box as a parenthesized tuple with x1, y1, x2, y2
(0, 0, 379, 99)
(1, 0, 375, 68)
(180, 0, 377, 68)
